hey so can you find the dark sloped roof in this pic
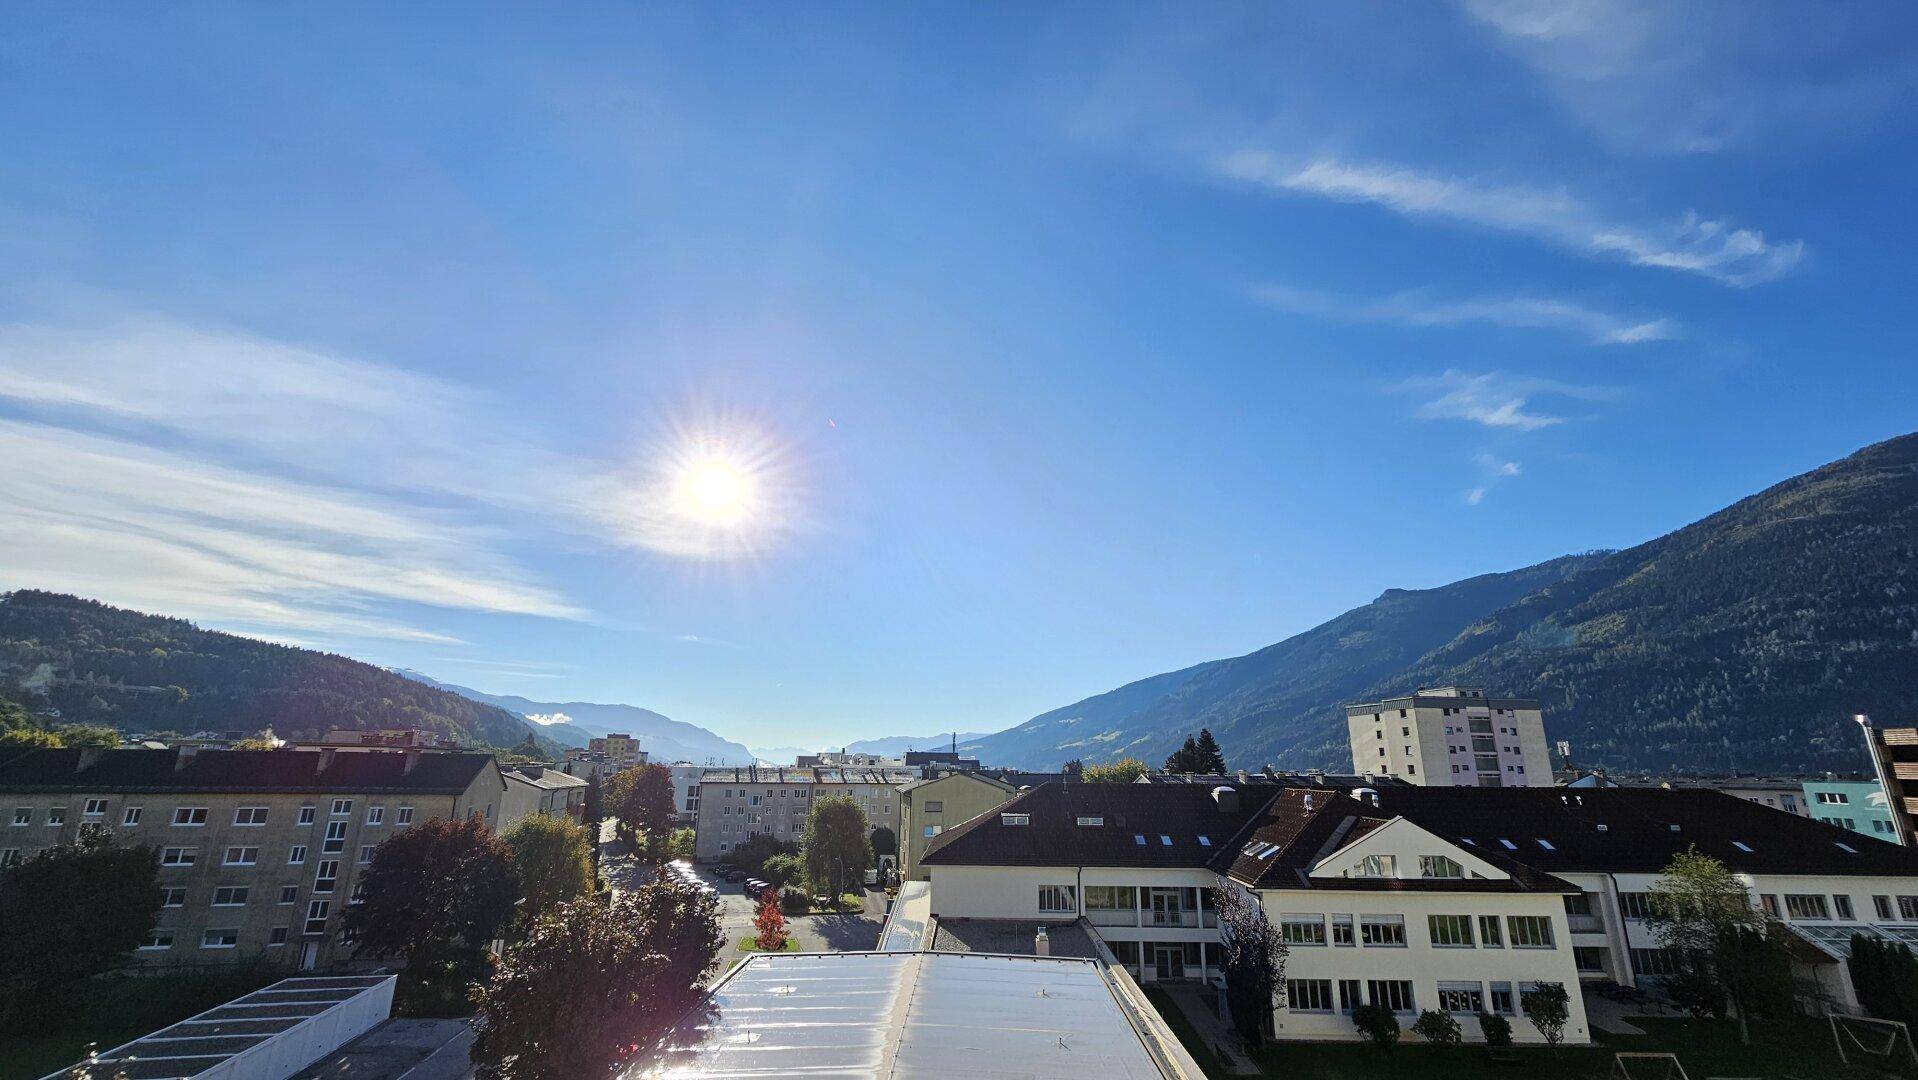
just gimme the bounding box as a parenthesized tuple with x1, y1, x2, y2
(0, 748, 497, 795)
(920, 782, 1273, 869)
(1373, 785, 1918, 878)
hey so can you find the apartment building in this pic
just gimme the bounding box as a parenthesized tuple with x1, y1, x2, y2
(1804, 778, 1899, 842)
(898, 771, 1014, 880)
(498, 763, 587, 831)
(0, 745, 505, 971)
(1346, 685, 1551, 787)
(1856, 718, 1917, 847)
(693, 765, 916, 862)
(667, 763, 703, 823)
(587, 733, 648, 769)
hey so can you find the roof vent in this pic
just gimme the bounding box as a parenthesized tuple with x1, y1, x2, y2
(1352, 786, 1379, 807)
(1668, 824, 1681, 832)
(1303, 794, 1315, 811)
(1211, 786, 1239, 813)
(1596, 823, 1609, 832)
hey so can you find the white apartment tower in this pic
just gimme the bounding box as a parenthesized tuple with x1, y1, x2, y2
(1346, 685, 1552, 787)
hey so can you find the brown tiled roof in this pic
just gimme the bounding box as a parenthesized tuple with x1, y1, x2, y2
(920, 782, 1273, 869)
(0, 747, 497, 795)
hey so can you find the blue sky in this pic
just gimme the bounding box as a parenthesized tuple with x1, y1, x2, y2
(1, 3, 1914, 749)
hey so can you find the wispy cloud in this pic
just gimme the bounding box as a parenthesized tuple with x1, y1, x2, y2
(1219, 153, 1804, 285)
(1394, 370, 1618, 430)
(1251, 284, 1678, 344)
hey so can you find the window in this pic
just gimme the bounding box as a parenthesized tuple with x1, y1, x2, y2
(1338, 979, 1363, 1014)
(298, 805, 316, 826)
(1287, 979, 1335, 1012)
(305, 900, 330, 935)
(223, 846, 259, 866)
(396, 806, 414, 825)
(331, 799, 353, 816)
(1038, 885, 1076, 912)
(1367, 979, 1415, 1013)
(1002, 813, 1030, 826)
(1877, 895, 1894, 920)
(162, 887, 187, 907)
(922, 825, 941, 838)
(234, 807, 269, 826)
(1332, 914, 1354, 946)
(289, 845, 308, 865)
(1618, 892, 1656, 919)
(202, 928, 239, 949)
(212, 886, 249, 906)
(140, 930, 175, 950)
(1160, 835, 1173, 846)
(358, 845, 376, 865)
(161, 847, 196, 866)
(1900, 895, 1918, 920)
(1360, 914, 1406, 946)
(314, 860, 339, 893)
(84, 798, 108, 817)
(1488, 982, 1517, 1015)
(280, 885, 299, 904)
(1437, 982, 1484, 1015)
(1419, 855, 1464, 879)
(323, 821, 347, 853)
(1352, 854, 1397, 878)
(1282, 914, 1327, 946)
(122, 806, 143, 826)
(1429, 914, 1475, 947)
(46, 807, 65, 826)
(172, 807, 208, 826)
(1076, 816, 1103, 826)
(270, 927, 289, 946)
(1508, 915, 1555, 948)
(9, 807, 28, 827)
(1760, 894, 1780, 917)
(1084, 886, 1135, 910)
(924, 801, 944, 814)
(1785, 894, 1830, 920)
(1575, 946, 1606, 972)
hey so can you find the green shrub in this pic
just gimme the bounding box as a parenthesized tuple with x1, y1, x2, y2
(779, 886, 810, 916)
(1411, 1009, 1461, 1045)
(1478, 1011, 1513, 1047)
(1352, 1003, 1400, 1048)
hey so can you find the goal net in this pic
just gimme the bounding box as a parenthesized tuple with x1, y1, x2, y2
(1831, 1014, 1918, 1071)
(1611, 1052, 1690, 1080)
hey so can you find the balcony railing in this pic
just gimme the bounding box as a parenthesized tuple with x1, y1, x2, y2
(1087, 908, 1139, 927)
(1147, 910, 1200, 929)
(1567, 913, 1605, 934)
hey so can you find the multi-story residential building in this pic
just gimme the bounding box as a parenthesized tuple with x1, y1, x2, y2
(1657, 777, 1810, 816)
(898, 771, 1014, 880)
(795, 750, 903, 768)
(587, 733, 647, 769)
(498, 763, 587, 831)
(666, 763, 703, 823)
(0, 745, 505, 971)
(1803, 777, 1897, 841)
(1856, 717, 1917, 847)
(1345, 685, 1551, 787)
(694, 765, 916, 862)
(922, 780, 1918, 1040)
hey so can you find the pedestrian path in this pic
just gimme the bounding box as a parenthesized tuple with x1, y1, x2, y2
(1161, 983, 1263, 1075)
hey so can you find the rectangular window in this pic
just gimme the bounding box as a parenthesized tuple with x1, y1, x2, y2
(1038, 885, 1076, 912)
(1419, 855, 1464, 879)
(1488, 982, 1517, 1015)
(1785, 894, 1831, 920)
(1360, 914, 1406, 947)
(201, 928, 239, 949)
(140, 930, 175, 950)
(1574, 946, 1606, 972)
(289, 845, 308, 865)
(365, 806, 384, 826)
(331, 799, 353, 816)
(1286, 979, 1335, 1012)
(323, 821, 347, 853)
(298, 805, 316, 826)
(84, 798, 108, 817)
(212, 886, 249, 906)
(172, 807, 208, 826)
(14, 807, 33, 825)
(1876, 895, 1894, 920)
(922, 825, 941, 838)
(234, 807, 269, 826)
(161, 847, 196, 866)
(1337, 979, 1362, 1014)
(270, 927, 289, 946)
(122, 806, 143, 826)
(1282, 914, 1327, 946)
(305, 900, 330, 935)
(1836, 895, 1856, 920)
(1429, 914, 1475, 947)
(47, 807, 65, 826)
(1900, 896, 1918, 921)
(162, 887, 187, 907)
(1760, 894, 1780, 917)
(1331, 914, 1354, 946)
(358, 845, 376, 865)
(1618, 892, 1656, 919)
(1632, 948, 1681, 976)
(1353, 854, 1397, 878)
(924, 801, 944, 813)
(1367, 979, 1415, 1013)
(314, 860, 339, 893)
(1084, 886, 1136, 910)
(1002, 813, 1031, 826)
(1508, 915, 1555, 948)
(1437, 981, 1484, 1015)
(223, 846, 259, 866)
(396, 806, 414, 825)
(280, 885, 299, 904)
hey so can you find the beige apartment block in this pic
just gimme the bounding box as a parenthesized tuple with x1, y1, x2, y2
(899, 771, 1014, 880)
(0, 745, 504, 971)
(694, 765, 917, 863)
(1346, 685, 1552, 787)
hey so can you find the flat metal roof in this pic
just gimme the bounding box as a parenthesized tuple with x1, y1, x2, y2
(629, 950, 1182, 1078)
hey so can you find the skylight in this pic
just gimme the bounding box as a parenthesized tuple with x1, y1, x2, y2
(1001, 813, 1030, 826)
(1838, 842, 1859, 854)
(1135, 834, 1147, 846)
(1076, 816, 1104, 826)
(1198, 835, 1212, 847)
(1732, 841, 1753, 853)
(1536, 839, 1555, 851)
(1498, 838, 1517, 850)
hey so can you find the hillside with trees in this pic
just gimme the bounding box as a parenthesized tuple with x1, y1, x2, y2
(0, 591, 546, 748)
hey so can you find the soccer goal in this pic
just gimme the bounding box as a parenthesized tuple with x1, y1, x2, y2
(1611, 1052, 1691, 1080)
(1831, 1013, 1918, 1070)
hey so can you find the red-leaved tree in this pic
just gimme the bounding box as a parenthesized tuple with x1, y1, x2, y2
(754, 889, 788, 952)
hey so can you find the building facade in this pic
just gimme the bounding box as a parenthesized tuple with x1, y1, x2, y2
(667, 763, 703, 823)
(498, 764, 587, 832)
(694, 765, 915, 862)
(898, 771, 1013, 880)
(0, 746, 505, 971)
(1345, 685, 1551, 787)
(1803, 778, 1897, 841)
(587, 733, 647, 769)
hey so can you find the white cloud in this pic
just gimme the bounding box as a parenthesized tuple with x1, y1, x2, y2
(1394, 370, 1617, 430)
(1252, 284, 1678, 344)
(525, 712, 574, 727)
(1477, 454, 1524, 477)
(1465, 487, 1488, 505)
(1220, 153, 1804, 285)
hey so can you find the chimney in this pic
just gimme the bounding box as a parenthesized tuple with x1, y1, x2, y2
(1034, 925, 1050, 956)
(1211, 786, 1239, 813)
(403, 749, 422, 775)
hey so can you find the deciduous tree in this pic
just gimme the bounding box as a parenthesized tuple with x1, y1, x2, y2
(607, 764, 677, 858)
(472, 880, 722, 1078)
(1646, 848, 1786, 1044)
(802, 795, 869, 901)
(1215, 882, 1287, 1049)
(1520, 983, 1570, 1049)
(753, 891, 789, 952)
(0, 834, 161, 1031)
(1081, 758, 1148, 784)
(503, 814, 594, 932)
(344, 817, 519, 968)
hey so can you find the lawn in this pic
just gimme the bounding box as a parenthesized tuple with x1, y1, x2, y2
(736, 933, 802, 954)
(1147, 1001, 1902, 1080)
(0, 968, 282, 1080)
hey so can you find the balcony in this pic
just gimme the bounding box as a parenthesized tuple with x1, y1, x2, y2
(1567, 913, 1605, 934)
(1146, 910, 1201, 929)
(1087, 908, 1139, 927)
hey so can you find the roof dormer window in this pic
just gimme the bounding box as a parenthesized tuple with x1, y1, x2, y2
(1001, 813, 1030, 826)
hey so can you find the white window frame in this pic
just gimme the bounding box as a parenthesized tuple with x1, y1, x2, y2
(172, 806, 208, 827)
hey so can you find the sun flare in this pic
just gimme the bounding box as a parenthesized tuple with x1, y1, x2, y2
(679, 458, 749, 520)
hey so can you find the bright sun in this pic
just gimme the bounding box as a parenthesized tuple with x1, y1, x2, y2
(676, 458, 751, 522)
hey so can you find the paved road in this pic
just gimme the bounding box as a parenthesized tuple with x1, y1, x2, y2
(598, 852, 882, 965)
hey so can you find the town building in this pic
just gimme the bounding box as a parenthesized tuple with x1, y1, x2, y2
(1656, 776, 1810, 816)
(666, 763, 703, 823)
(795, 749, 904, 768)
(314, 728, 464, 751)
(1345, 685, 1552, 787)
(499, 763, 588, 831)
(1803, 777, 1898, 841)
(0, 745, 505, 970)
(898, 771, 1015, 880)
(587, 732, 648, 769)
(693, 764, 917, 862)
(1855, 717, 1917, 847)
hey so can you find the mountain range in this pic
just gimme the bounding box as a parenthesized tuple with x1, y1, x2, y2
(395, 670, 755, 766)
(748, 730, 1003, 764)
(968, 432, 1918, 776)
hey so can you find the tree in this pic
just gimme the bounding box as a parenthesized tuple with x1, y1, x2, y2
(1082, 758, 1148, 784)
(1850, 933, 1918, 1023)
(869, 826, 897, 865)
(472, 880, 722, 1078)
(1520, 983, 1570, 1049)
(344, 817, 519, 969)
(1164, 736, 1203, 774)
(1215, 883, 1287, 1048)
(503, 814, 594, 932)
(802, 795, 870, 902)
(1352, 1003, 1400, 1048)
(760, 853, 803, 889)
(1411, 1009, 1461, 1046)
(232, 729, 279, 750)
(754, 891, 790, 952)
(1478, 1011, 1513, 1047)
(581, 775, 604, 875)
(0, 834, 161, 1031)
(1645, 848, 1784, 1044)
(725, 834, 798, 878)
(1193, 728, 1227, 772)
(606, 764, 677, 857)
